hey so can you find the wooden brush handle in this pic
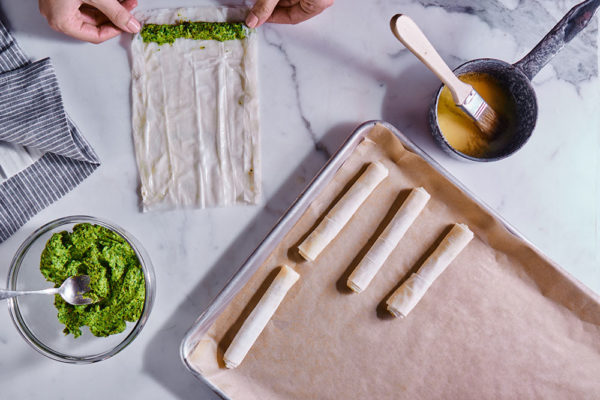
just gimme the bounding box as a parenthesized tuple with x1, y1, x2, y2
(390, 14, 472, 104)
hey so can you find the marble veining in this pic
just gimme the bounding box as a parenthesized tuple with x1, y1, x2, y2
(263, 27, 332, 160)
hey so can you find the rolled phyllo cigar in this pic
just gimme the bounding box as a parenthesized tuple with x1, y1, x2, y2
(386, 223, 473, 318)
(347, 187, 430, 293)
(298, 161, 389, 262)
(223, 265, 300, 369)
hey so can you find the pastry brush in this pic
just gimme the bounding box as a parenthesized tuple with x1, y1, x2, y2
(390, 14, 503, 138)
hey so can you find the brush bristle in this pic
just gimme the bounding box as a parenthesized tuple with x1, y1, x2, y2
(458, 88, 504, 139)
(474, 103, 504, 139)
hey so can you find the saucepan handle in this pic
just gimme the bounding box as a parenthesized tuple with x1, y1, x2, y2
(513, 0, 600, 80)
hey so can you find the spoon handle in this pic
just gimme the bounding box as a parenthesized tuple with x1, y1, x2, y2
(390, 14, 473, 104)
(514, 0, 600, 80)
(0, 287, 59, 301)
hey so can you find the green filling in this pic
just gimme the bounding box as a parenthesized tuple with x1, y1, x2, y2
(40, 223, 145, 338)
(140, 21, 247, 45)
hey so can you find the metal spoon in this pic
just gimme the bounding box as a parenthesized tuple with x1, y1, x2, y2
(0, 275, 93, 305)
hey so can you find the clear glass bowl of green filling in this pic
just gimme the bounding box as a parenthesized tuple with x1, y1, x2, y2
(6, 216, 155, 363)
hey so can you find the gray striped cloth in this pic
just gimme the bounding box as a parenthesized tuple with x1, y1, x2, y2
(0, 19, 100, 243)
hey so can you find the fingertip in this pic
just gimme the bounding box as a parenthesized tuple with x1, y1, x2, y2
(246, 12, 259, 29)
(248, 0, 280, 27)
(89, 0, 137, 33)
(127, 17, 141, 33)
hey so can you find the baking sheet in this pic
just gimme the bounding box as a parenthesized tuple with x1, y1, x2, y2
(184, 123, 600, 399)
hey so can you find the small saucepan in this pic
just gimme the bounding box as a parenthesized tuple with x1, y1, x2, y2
(429, 0, 600, 161)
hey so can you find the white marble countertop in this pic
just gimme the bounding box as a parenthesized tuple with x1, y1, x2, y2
(0, 0, 598, 398)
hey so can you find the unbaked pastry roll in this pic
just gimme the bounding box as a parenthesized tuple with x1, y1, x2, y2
(298, 161, 389, 261)
(386, 223, 473, 318)
(347, 187, 430, 293)
(223, 265, 299, 369)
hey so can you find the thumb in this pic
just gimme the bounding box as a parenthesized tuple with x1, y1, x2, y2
(84, 0, 141, 33)
(246, 0, 280, 28)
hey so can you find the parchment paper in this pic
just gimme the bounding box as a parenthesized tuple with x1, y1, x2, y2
(188, 124, 600, 399)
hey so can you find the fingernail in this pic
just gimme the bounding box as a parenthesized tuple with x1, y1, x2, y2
(127, 17, 141, 33)
(246, 13, 259, 29)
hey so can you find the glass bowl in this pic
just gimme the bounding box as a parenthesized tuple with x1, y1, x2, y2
(6, 216, 155, 363)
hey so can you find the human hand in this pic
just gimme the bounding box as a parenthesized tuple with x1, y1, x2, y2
(246, 0, 334, 28)
(39, 0, 140, 44)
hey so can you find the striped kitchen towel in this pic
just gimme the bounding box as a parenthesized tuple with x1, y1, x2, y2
(0, 19, 100, 243)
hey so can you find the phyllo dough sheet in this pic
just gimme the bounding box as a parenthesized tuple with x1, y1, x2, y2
(131, 7, 259, 211)
(187, 124, 600, 399)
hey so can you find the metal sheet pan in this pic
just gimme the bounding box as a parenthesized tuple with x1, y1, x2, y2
(179, 120, 536, 398)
